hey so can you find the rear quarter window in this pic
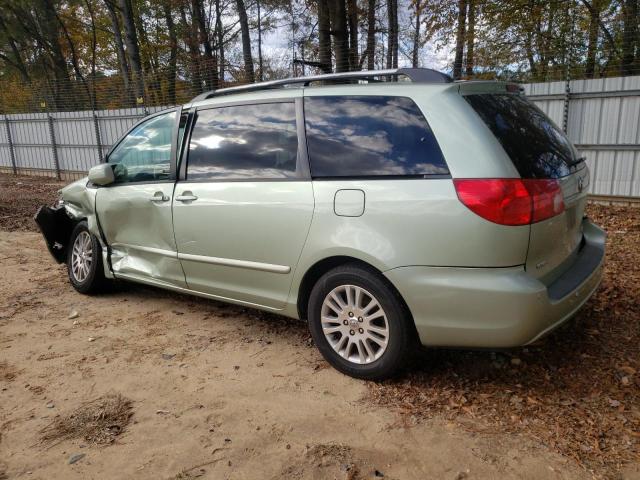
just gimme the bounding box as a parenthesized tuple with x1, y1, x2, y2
(304, 96, 448, 178)
(465, 94, 578, 179)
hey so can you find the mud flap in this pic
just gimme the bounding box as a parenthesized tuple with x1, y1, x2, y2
(34, 205, 75, 263)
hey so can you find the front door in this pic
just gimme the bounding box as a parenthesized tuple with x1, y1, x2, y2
(172, 98, 314, 309)
(96, 108, 187, 288)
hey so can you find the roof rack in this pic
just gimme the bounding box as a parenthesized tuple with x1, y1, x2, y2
(189, 68, 453, 103)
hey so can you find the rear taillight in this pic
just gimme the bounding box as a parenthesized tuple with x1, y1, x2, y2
(524, 179, 565, 223)
(453, 178, 565, 226)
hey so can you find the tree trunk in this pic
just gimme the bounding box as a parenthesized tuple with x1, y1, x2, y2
(386, 0, 391, 68)
(180, 4, 203, 94)
(386, 0, 398, 68)
(117, 0, 144, 101)
(300, 43, 306, 75)
(85, 0, 98, 108)
(465, 0, 474, 77)
(163, 2, 178, 103)
(585, 0, 600, 78)
(347, 0, 358, 70)
(621, 0, 638, 76)
(236, 0, 255, 82)
(525, 31, 538, 79)
(56, 9, 91, 108)
(192, 0, 219, 89)
(257, 0, 263, 81)
(35, 0, 72, 109)
(215, 0, 225, 82)
(104, 0, 130, 96)
(134, 11, 155, 76)
(318, 0, 333, 72)
(0, 15, 30, 82)
(412, 0, 421, 68)
(328, 0, 350, 72)
(453, 0, 467, 80)
(579, 0, 617, 77)
(533, 6, 548, 79)
(366, 0, 376, 70)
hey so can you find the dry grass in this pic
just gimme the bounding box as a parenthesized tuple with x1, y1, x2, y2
(369, 204, 640, 478)
(40, 393, 133, 446)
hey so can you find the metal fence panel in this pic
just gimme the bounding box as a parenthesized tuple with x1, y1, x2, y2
(525, 74, 640, 199)
(1, 76, 639, 199)
(0, 106, 159, 178)
(52, 111, 96, 173)
(97, 108, 147, 147)
(6, 114, 55, 175)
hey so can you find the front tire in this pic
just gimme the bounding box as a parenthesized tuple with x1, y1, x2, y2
(67, 221, 107, 294)
(308, 264, 412, 380)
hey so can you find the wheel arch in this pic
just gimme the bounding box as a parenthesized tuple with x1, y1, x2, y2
(295, 256, 415, 333)
(34, 206, 87, 263)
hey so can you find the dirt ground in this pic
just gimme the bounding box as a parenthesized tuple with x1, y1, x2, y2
(0, 174, 638, 480)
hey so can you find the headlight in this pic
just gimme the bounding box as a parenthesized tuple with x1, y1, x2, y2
(54, 190, 65, 208)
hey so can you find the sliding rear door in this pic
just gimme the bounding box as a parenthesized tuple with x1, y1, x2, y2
(172, 96, 314, 309)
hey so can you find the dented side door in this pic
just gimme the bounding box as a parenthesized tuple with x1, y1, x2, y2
(94, 108, 187, 288)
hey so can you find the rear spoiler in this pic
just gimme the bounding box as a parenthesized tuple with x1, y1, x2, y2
(457, 81, 524, 96)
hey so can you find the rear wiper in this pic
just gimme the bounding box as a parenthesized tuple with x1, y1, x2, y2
(567, 156, 586, 169)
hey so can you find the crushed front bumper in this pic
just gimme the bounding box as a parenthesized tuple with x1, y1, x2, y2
(34, 205, 74, 263)
(385, 219, 606, 348)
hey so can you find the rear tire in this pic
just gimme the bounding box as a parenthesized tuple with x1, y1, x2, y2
(308, 264, 412, 380)
(67, 221, 107, 294)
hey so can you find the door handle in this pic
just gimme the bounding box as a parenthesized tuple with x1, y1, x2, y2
(149, 192, 170, 202)
(175, 192, 198, 202)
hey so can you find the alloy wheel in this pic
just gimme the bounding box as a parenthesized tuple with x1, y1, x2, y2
(320, 284, 389, 364)
(71, 231, 93, 283)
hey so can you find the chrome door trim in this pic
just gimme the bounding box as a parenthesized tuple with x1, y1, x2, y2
(110, 243, 291, 273)
(110, 243, 177, 258)
(180, 98, 310, 183)
(177, 252, 291, 274)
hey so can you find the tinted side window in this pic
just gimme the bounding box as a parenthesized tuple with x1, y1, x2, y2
(465, 94, 577, 179)
(304, 96, 448, 177)
(187, 102, 298, 180)
(108, 111, 176, 183)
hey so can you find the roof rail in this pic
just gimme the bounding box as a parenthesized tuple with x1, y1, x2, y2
(189, 68, 452, 103)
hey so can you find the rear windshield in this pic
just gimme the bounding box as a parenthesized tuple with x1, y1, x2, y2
(465, 94, 577, 179)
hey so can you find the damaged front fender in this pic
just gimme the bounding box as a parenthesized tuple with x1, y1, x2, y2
(34, 178, 112, 281)
(34, 205, 75, 263)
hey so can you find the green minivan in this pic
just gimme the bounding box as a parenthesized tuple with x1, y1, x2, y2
(36, 68, 605, 380)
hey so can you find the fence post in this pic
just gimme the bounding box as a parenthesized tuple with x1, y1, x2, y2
(4, 115, 17, 175)
(93, 111, 104, 162)
(562, 1, 576, 134)
(562, 82, 571, 134)
(47, 114, 61, 180)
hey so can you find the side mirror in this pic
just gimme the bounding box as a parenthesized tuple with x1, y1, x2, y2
(88, 164, 115, 186)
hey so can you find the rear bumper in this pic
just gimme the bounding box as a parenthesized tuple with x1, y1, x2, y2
(385, 219, 606, 348)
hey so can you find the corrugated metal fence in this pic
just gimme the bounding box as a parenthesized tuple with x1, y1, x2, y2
(1, 75, 639, 199)
(524, 75, 640, 199)
(0, 106, 168, 180)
